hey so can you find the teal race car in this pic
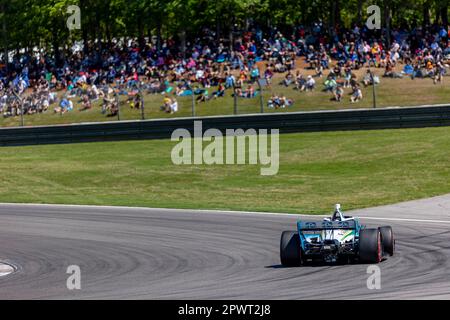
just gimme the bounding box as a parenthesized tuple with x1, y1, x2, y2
(280, 204, 395, 266)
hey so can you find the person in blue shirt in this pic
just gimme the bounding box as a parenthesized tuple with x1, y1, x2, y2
(250, 65, 260, 82)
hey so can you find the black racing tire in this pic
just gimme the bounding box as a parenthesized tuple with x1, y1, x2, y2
(379, 226, 395, 256)
(359, 228, 382, 263)
(280, 231, 302, 267)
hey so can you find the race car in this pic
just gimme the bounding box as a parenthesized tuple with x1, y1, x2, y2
(280, 204, 395, 266)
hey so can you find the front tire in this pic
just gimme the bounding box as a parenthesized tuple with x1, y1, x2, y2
(359, 228, 382, 263)
(280, 231, 302, 266)
(379, 226, 395, 256)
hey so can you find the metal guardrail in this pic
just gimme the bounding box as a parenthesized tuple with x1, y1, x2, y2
(1, 105, 450, 146)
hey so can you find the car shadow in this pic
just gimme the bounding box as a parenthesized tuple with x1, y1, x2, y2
(265, 259, 361, 268)
(265, 263, 333, 268)
(265, 264, 289, 269)
(266, 258, 391, 268)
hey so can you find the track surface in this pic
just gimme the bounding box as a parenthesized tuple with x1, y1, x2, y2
(1, 196, 450, 299)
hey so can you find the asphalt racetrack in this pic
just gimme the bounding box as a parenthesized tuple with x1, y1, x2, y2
(1, 196, 450, 299)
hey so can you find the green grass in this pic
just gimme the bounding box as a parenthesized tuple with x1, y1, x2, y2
(1, 69, 449, 128)
(1, 125, 450, 214)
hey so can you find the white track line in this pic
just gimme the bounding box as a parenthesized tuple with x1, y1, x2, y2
(0, 202, 326, 218)
(0, 202, 449, 224)
(357, 216, 450, 224)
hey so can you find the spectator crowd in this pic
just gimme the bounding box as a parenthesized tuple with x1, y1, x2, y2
(1, 22, 450, 119)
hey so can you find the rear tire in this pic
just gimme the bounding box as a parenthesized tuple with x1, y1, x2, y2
(379, 226, 395, 256)
(359, 228, 382, 263)
(280, 231, 302, 266)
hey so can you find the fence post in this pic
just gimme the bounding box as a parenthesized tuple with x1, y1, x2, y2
(233, 83, 237, 115)
(12, 90, 24, 126)
(371, 71, 377, 109)
(189, 85, 195, 117)
(20, 99, 24, 126)
(139, 83, 145, 120)
(257, 79, 264, 113)
(116, 93, 121, 121)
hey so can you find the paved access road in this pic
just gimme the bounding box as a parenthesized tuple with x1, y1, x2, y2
(1, 195, 450, 299)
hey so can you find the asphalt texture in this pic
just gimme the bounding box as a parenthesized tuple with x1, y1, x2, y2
(1, 195, 450, 299)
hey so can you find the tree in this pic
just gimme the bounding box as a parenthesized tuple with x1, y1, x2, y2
(0, 0, 448, 63)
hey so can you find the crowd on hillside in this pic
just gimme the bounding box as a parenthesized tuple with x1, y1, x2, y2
(0, 22, 450, 118)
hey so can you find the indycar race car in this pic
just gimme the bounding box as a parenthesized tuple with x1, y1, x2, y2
(280, 204, 395, 266)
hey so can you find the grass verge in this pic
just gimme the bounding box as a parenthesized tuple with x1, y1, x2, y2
(0, 126, 449, 214)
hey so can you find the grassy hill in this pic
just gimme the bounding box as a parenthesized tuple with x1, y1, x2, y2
(0, 125, 449, 214)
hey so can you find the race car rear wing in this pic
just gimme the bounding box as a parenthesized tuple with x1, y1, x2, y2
(297, 220, 358, 231)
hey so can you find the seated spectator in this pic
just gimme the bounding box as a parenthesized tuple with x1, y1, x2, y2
(212, 83, 225, 98)
(295, 72, 306, 91)
(102, 89, 116, 114)
(128, 92, 142, 110)
(244, 85, 255, 98)
(169, 98, 178, 114)
(403, 63, 414, 76)
(250, 66, 260, 82)
(267, 95, 276, 109)
(237, 70, 247, 87)
(126, 68, 139, 88)
(333, 86, 344, 102)
(55, 98, 74, 114)
(305, 75, 316, 91)
(362, 70, 380, 86)
(107, 99, 119, 117)
(279, 95, 293, 108)
(324, 76, 337, 92)
(426, 61, 435, 77)
(274, 61, 286, 73)
(343, 67, 353, 88)
(89, 85, 100, 100)
(383, 62, 403, 78)
(281, 71, 294, 87)
(332, 64, 342, 78)
(350, 85, 363, 103)
(41, 98, 50, 112)
(315, 63, 324, 78)
(433, 60, 446, 84)
(264, 67, 274, 85)
(196, 89, 209, 103)
(384, 62, 394, 77)
(411, 63, 424, 79)
(225, 73, 236, 88)
(162, 94, 172, 110)
(267, 94, 293, 109)
(79, 94, 92, 111)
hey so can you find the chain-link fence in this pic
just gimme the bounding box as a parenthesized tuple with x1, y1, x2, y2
(0, 71, 445, 128)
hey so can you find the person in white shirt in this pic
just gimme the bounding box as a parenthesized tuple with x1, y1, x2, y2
(391, 51, 400, 65)
(390, 41, 400, 55)
(90, 84, 100, 100)
(195, 69, 204, 80)
(306, 75, 316, 91)
(170, 98, 178, 114)
(0, 94, 7, 113)
(67, 100, 74, 112)
(350, 85, 363, 103)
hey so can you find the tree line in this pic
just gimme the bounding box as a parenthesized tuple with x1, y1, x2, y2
(0, 0, 449, 61)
